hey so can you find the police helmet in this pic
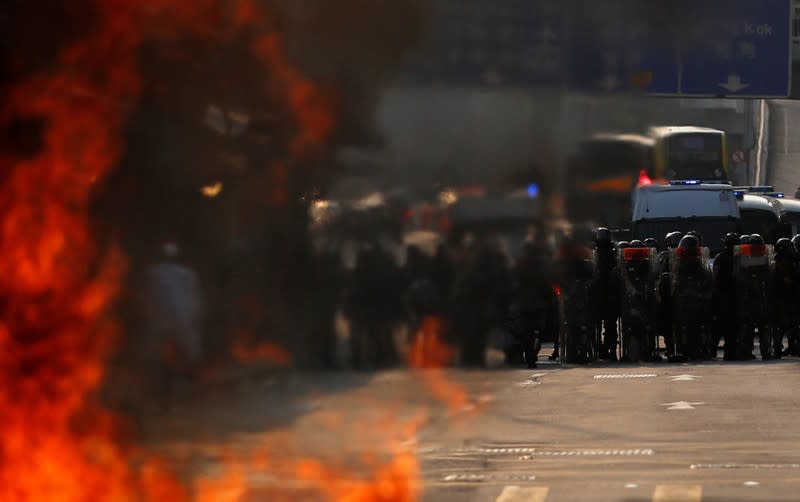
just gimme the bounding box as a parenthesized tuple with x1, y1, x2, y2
(749, 234, 765, 246)
(686, 230, 702, 245)
(776, 238, 794, 258)
(678, 234, 700, 249)
(616, 241, 630, 250)
(723, 233, 740, 249)
(792, 234, 800, 253)
(630, 240, 645, 248)
(595, 227, 612, 244)
(740, 235, 752, 245)
(667, 231, 684, 249)
(644, 238, 658, 250)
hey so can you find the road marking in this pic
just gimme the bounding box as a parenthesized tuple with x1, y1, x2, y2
(442, 473, 536, 483)
(594, 373, 658, 379)
(421, 447, 654, 457)
(652, 485, 702, 502)
(690, 463, 800, 470)
(668, 374, 701, 381)
(496, 486, 549, 502)
(625, 483, 639, 489)
(662, 401, 704, 410)
(744, 481, 760, 487)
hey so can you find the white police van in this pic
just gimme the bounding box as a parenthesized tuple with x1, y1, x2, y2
(631, 181, 740, 254)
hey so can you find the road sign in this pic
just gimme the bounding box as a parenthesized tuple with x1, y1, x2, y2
(401, 0, 792, 97)
(675, 0, 792, 97)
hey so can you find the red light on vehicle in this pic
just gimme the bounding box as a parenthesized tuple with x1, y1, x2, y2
(552, 284, 561, 297)
(739, 244, 766, 257)
(638, 169, 653, 186)
(623, 247, 650, 260)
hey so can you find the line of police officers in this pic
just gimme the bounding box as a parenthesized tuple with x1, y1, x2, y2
(561, 228, 800, 364)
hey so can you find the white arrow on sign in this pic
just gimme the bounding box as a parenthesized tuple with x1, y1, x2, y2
(662, 401, 704, 410)
(719, 75, 751, 93)
(669, 374, 701, 382)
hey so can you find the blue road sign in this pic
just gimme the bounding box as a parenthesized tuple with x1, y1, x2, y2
(676, 0, 792, 97)
(401, 0, 792, 97)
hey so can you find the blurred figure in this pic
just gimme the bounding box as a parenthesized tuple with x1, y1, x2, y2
(773, 238, 798, 359)
(507, 242, 557, 368)
(432, 243, 455, 309)
(345, 242, 405, 370)
(671, 234, 713, 361)
(140, 242, 204, 401)
(594, 228, 620, 361)
(451, 234, 509, 367)
(404, 245, 440, 335)
(786, 234, 800, 356)
(712, 233, 739, 360)
(310, 237, 346, 369)
(733, 234, 773, 360)
(656, 231, 683, 356)
(556, 237, 596, 364)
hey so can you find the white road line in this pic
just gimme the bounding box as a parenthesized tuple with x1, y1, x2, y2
(690, 463, 800, 469)
(594, 374, 658, 379)
(652, 485, 702, 502)
(421, 447, 654, 456)
(495, 486, 550, 502)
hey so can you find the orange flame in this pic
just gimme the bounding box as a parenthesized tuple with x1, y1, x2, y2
(298, 451, 420, 502)
(0, 0, 335, 500)
(407, 316, 469, 412)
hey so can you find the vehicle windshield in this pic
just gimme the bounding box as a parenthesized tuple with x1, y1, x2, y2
(666, 134, 725, 180)
(741, 209, 780, 243)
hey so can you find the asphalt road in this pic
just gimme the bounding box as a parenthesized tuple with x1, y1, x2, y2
(147, 352, 800, 501)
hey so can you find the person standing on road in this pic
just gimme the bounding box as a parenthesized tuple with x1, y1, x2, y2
(656, 232, 683, 356)
(345, 242, 405, 370)
(712, 233, 739, 360)
(140, 242, 204, 402)
(773, 238, 798, 359)
(594, 228, 620, 361)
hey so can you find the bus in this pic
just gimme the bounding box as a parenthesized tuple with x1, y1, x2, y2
(647, 126, 729, 183)
(565, 133, 655, 231)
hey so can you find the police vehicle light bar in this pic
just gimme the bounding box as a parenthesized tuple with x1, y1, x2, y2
(670, 180, 702, 185)
(733, 186, 775, 193)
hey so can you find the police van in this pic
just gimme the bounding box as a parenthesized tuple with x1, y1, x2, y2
(631, 182, 740, 254)
(736, 193, 783, 244)
(761, 195, 800, 237)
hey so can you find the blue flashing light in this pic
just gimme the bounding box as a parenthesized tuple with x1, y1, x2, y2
(733, 191, 745, 198)
(527, 183, 540, 198)
(670, 179, 702, 186)
(686, 179, 701, 185)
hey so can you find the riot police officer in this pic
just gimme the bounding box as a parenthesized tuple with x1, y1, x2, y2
(595, 228, 620, 361)
(618, 238, 656, 362)
(786, 235, 800, 356)
(774, 238, 798, 359)
(644, 238, 659, 251)
(712, 233, 739, 360)
(656, 232, 683, 357)
(671, 234, 713, 360)
(733, 234, 774, 360)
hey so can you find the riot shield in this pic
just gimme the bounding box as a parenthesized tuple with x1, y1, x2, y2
(617, 247, 658, 362)
(732, 244, 775, 359)
(669, 247, 713, 361)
